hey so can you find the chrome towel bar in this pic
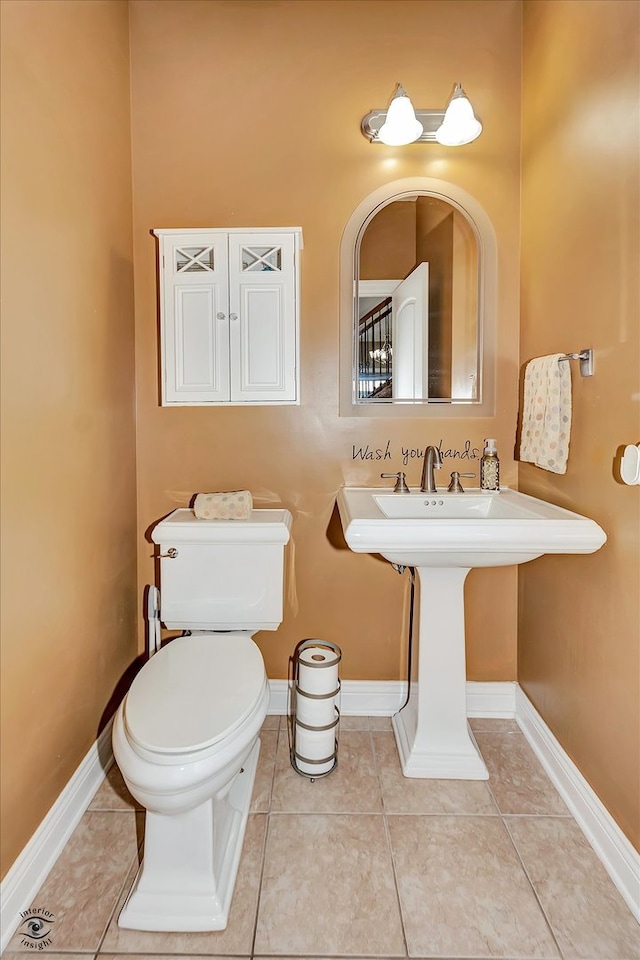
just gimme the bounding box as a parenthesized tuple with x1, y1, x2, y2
(558, 348, 594, 377)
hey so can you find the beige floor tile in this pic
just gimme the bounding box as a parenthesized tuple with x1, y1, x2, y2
(100, 814, 266, 955)
(469, 718, 520, 734)
(271, 729, 382, 813)
(250, 729, 278, 813)
(89, 762, 142, 811)
(476, 731, 569, 815)
(506, 816, 640, 959)
(11, 716, 635, 960)
(254, 813, 406, 956)
(367, 715, 393, 731)
(6, 811, 140, 954)
(373, 731, 498, 816)
(338, 714, 371, 731)
(262, 714, 282, 731)
(387, 815, 560, 959)
(4, 955, 95, 959)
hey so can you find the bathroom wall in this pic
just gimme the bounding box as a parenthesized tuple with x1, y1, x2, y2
(0, 0, 138, 877)
(129, 0, 523, 683)
(2, 0, 637, 889)
(520, 0, 640, 849)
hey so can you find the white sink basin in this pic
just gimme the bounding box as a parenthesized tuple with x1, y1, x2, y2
(337, 485, 606, 781)
(338, 486, 606, 568)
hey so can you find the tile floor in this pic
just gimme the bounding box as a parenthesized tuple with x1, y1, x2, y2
(5, 716, 639, 960)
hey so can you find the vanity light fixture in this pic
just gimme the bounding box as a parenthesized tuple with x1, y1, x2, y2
(435, 83, 483, 146)
(361, 82, 482, 146)
(376, 84, 424, 145)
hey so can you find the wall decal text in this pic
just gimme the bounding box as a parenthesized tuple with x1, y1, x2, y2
(351, 440, 392, 462)
(351, 439, 481, 464)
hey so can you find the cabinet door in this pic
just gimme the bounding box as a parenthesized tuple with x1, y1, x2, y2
(228, 233, 297, 402)
(159, 233, 229, 403)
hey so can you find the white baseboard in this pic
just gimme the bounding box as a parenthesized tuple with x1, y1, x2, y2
(0, 719, 114, 954)
(467, 680, 517, 717)
(268, 678, 517, 718)
(2, 680, 637, 954)
(515, 687, 640, 923)
(268, 678, 405, 716)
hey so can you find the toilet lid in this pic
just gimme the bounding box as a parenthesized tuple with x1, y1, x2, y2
(123, 633, 266, 755)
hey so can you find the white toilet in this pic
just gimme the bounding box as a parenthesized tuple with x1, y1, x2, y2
(112, 506, 292, 932)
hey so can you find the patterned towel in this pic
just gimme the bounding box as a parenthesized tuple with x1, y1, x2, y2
(520, 355, 572, 474)
(193, 490, 253, 520)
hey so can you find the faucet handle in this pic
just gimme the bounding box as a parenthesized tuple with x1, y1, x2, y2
(381, 471, 410, 493)
(447, 471, 476, 493)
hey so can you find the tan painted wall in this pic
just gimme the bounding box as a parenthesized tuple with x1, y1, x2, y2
(360, 201, 417, 280)
(520, 0, 640, 849)
(129, 0, 522, 684)
(0, 0, 138, 878)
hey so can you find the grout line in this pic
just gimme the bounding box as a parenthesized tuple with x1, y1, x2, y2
(249, 727, 280, 959)
(501, 815, 567, 960)
(263, 723, 279, 816)
(380, 810, 410, 958)
(503, 812, 580, 819)
(368, 726, 385, 815)
(371, 728, 410, 958)
(248, 815, 270, 960)
(93, 825, 141, 958)
(382, 813, 409, 957)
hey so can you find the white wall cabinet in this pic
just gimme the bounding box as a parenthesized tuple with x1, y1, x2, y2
(154, 228, 302, 405)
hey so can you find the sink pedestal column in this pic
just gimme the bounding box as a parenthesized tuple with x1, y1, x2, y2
(392, 566, 488, 780)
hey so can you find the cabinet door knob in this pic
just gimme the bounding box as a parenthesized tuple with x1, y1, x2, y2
(229, 313, 238, 321)
(216, 312, 226, 320)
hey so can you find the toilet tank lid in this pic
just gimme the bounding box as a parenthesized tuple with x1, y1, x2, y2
(151, 508, 292, 545)
(123, 633, 266, 754)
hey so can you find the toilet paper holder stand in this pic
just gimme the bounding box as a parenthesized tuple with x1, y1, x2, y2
(289, 639, 342, 781)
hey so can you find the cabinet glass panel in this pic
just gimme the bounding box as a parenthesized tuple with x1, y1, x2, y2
(175, 246, 216, 272)
(241, 246, 282, 272)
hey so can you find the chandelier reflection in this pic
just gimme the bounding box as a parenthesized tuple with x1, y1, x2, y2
(369, 337, 392, 363)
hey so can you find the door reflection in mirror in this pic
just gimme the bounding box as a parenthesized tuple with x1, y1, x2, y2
(356, 195, 479, 403)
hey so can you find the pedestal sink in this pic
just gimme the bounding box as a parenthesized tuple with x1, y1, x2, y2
(336, 486, 606, 780)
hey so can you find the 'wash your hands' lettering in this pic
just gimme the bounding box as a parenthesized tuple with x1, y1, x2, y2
(351, 440, 481, 465)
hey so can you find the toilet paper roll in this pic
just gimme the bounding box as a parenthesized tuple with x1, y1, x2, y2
(295, 692, 338, 729)
(295, 722, 335, 776)
(296, 645, 340, 697)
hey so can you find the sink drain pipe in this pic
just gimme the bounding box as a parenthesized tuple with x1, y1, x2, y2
(392, 564, 416, 712)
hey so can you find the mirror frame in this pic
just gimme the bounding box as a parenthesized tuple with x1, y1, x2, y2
(339, 177, 497, 418)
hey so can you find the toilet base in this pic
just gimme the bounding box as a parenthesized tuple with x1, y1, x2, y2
(118, 738, 260, 932)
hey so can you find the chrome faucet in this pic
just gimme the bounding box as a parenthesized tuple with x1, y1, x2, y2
(420, 445, 443, 493)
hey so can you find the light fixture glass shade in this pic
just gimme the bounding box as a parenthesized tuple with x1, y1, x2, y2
(435, 83, 482, 146)
(377, 84, 424, 145)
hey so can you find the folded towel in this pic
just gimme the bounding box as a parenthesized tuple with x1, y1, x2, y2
(193, 490, 253, 520)
(520, 354, 572, 474)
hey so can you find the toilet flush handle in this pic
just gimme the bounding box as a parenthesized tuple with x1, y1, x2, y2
(158, 547, 178, 559)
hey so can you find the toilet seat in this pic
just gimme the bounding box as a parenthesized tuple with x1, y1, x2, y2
(123, 633, 266, 761)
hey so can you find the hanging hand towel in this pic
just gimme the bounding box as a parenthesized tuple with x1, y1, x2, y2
(520, 354, 572, 474)
(193, 490, 253, 520)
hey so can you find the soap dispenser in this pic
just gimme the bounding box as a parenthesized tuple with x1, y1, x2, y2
(480, 438, 500, 490)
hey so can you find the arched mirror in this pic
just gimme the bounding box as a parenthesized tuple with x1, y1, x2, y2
(340, 178, 497, 418)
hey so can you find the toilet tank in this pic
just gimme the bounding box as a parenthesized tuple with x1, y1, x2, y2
(151, 508, 292, 630)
